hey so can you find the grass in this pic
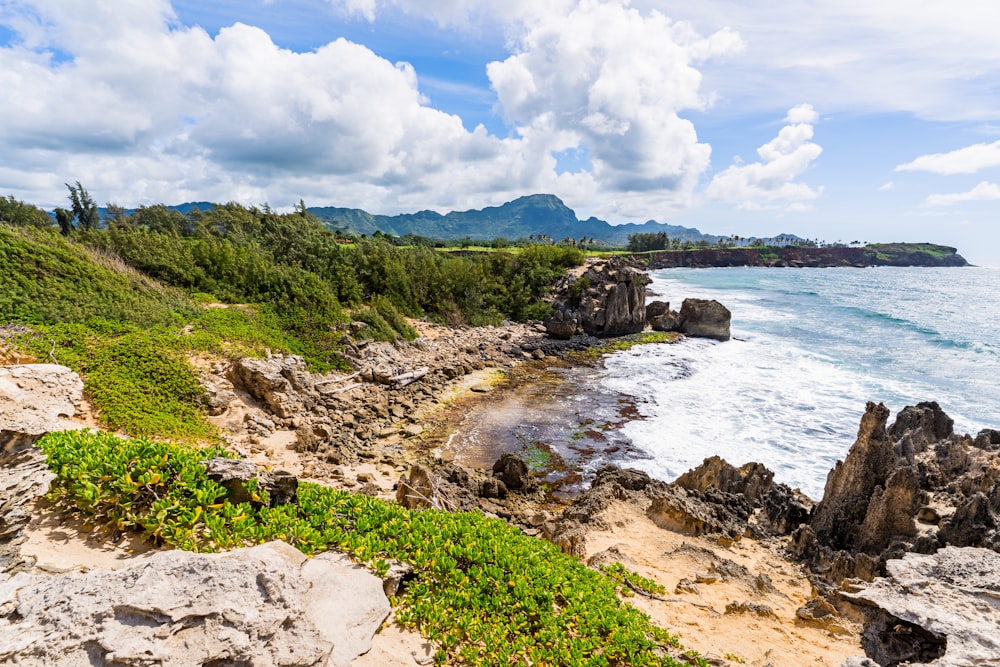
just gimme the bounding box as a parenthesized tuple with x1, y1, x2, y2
(38, 430, 704, 667)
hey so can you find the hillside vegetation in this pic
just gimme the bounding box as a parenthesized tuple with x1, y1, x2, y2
(0, 193, 583, 439)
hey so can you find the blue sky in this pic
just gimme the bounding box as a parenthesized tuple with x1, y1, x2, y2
(1, 1, 999, 265)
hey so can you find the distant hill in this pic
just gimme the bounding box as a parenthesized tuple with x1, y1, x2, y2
(308, 194, 720, 246)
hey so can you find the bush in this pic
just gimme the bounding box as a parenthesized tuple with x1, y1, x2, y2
(38, 430, 700, 667)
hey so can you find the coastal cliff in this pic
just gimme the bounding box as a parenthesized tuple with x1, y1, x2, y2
(636, 243, 969, 269)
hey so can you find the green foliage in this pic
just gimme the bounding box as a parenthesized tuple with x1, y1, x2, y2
(19, 323, 216, 441)
(66, 181, 99, 232)
(627, 232, 670, 252)
(571, 331, 679, 363)
(0, 195, 52, 227)
(599, 563, 667, 598)
(39, 430, 697, 667)
(0, 225, 195, 326)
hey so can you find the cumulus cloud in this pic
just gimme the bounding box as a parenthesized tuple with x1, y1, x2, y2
(706, 105, 823, 209)
(896, 140, 1000, 175)
(925, 181, 1000, 206)
(0, 0, 742, 220)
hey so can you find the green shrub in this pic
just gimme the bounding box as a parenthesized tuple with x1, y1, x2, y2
(38, 430, 700, 667)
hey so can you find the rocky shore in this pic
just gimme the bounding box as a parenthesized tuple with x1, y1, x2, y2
(1, 257, 997, 666)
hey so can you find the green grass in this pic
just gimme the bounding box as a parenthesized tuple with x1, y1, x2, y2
(38, 430, 702, 667)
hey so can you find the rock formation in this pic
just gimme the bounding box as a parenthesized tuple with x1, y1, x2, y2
(648, 298, 732, 341)
(544, 258, 649, 338)
(841, 547, 1000, 667)
(795, 402, 1000, 586)
(0, 364, 84, 453)
(0, 540, 391, 666)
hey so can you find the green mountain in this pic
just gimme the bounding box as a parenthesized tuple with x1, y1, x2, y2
(309, 194, 719, 245)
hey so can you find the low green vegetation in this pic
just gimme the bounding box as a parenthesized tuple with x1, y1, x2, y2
(571, 331, 679, 363)
(599, 562, 668, 598)
(39, 430, 700, 667)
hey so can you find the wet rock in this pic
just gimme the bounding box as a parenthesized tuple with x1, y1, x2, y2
(678, 298, 732, 341)
(650, 309, 683, 333)
(543, 310, 578, 339)
(0, 541, 390, 667)
(492, 452, 535, 492)
(645, 300, 671, 323)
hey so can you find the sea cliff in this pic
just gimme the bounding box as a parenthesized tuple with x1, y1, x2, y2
(635, 243, 968, 269)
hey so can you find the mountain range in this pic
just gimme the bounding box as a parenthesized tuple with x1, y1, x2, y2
(306, 194, 720, 246)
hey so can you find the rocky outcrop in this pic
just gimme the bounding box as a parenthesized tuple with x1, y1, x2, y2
(0, 540, 391, 666)
(0, 364, 84, 574)
(545, 258, 649, 338)
(842, 547, 1000, 667)
(0, 364, 84, 453)
(638, 243, 968, 269)
(800, 401, 1000, 584)
(674, 455, 811, 535)
(648, 298, 732, 341)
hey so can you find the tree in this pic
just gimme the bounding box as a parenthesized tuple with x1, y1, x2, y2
(0, 195, 52, 227)
(66, 181, 99, 231)
(54, 207, 74, 235)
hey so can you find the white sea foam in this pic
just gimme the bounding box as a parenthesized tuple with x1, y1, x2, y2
(600, 267, 1000, 500)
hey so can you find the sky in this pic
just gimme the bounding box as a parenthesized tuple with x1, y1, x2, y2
(1, 1, 999, 265)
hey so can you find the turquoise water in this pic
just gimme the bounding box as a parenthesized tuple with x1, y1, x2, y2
(600, 267, 1000, 499)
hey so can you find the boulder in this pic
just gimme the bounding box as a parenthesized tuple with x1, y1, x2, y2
(842, 547, 1000, 667)
(0, 364, 84, 453)
(0, 540, 391, 667)
(396, 464, 455, 510)
(645, 300, 671, 324)
(647, 485, 750, 540)
(492, 452, 535, 492)
(543, 310, 578, 339)
(650, 309, 683, 333)
(228, 355, 312, 419)
(678, 298, 731, 341)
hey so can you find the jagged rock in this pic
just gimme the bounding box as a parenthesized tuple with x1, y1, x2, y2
(0, 540, 390, 667)
(0, 364, 84, 453)
(0, 447, 54, 574)
(938, 493, 996, 547)
(492, 452, 534, 492)
(647, 486, 750, 539)
(842, 547, 1000, 667)
(678, 298, 731, 341)
(479, 476, 508, 499)
(547, 258, 649, 337)
(811, 402, 897, 553)
(544, 520, 587, 558)
(586, 544, 636, 569)
(202, 457, 299, 508)
(724, 601, 777, 618)
(675, 456, 776, 507)
(973, 428, 1000, 451)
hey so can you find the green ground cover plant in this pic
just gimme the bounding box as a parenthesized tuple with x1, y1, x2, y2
(38, 429, 703, 667)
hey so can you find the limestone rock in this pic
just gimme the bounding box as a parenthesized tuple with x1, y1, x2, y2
(202, 457, 299, 507)
(677, 298, 731, 341)
(229, 355, 313, 419)
(842, 547, 1000, 667)
(543, 310, 578, 339)
(396, 463, 457, 510)
(0, 540, 390, 666)
(647, 486, 750, 539)
(0, 447, 54, 574)
(547, 258, 649, 337)
(0, 364, 84, 453)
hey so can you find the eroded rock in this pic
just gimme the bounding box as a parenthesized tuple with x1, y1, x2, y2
(0, 364, 84, 453)
(0, 540, 390, 667)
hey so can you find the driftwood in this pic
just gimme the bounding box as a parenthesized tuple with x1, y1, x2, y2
(390, 367, 428, 388)
(314, 371, 362, 386)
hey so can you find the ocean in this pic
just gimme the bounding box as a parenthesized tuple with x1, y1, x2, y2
(601, 266, 1000, 499)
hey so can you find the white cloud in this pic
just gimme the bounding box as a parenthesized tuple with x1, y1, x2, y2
(706, 106, 823, 209)
(896, 140, 1000, 175)
(629, 1, 1000, 122)
(0, 0, 742, 221)
(925, 181, 1000, 207)
(879, 181, 894, 191)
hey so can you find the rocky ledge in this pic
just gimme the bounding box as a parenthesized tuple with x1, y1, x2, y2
(636, 243, 969, 269)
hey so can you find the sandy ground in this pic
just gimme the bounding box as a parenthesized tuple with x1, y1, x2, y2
(585, 501, 861, 667)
